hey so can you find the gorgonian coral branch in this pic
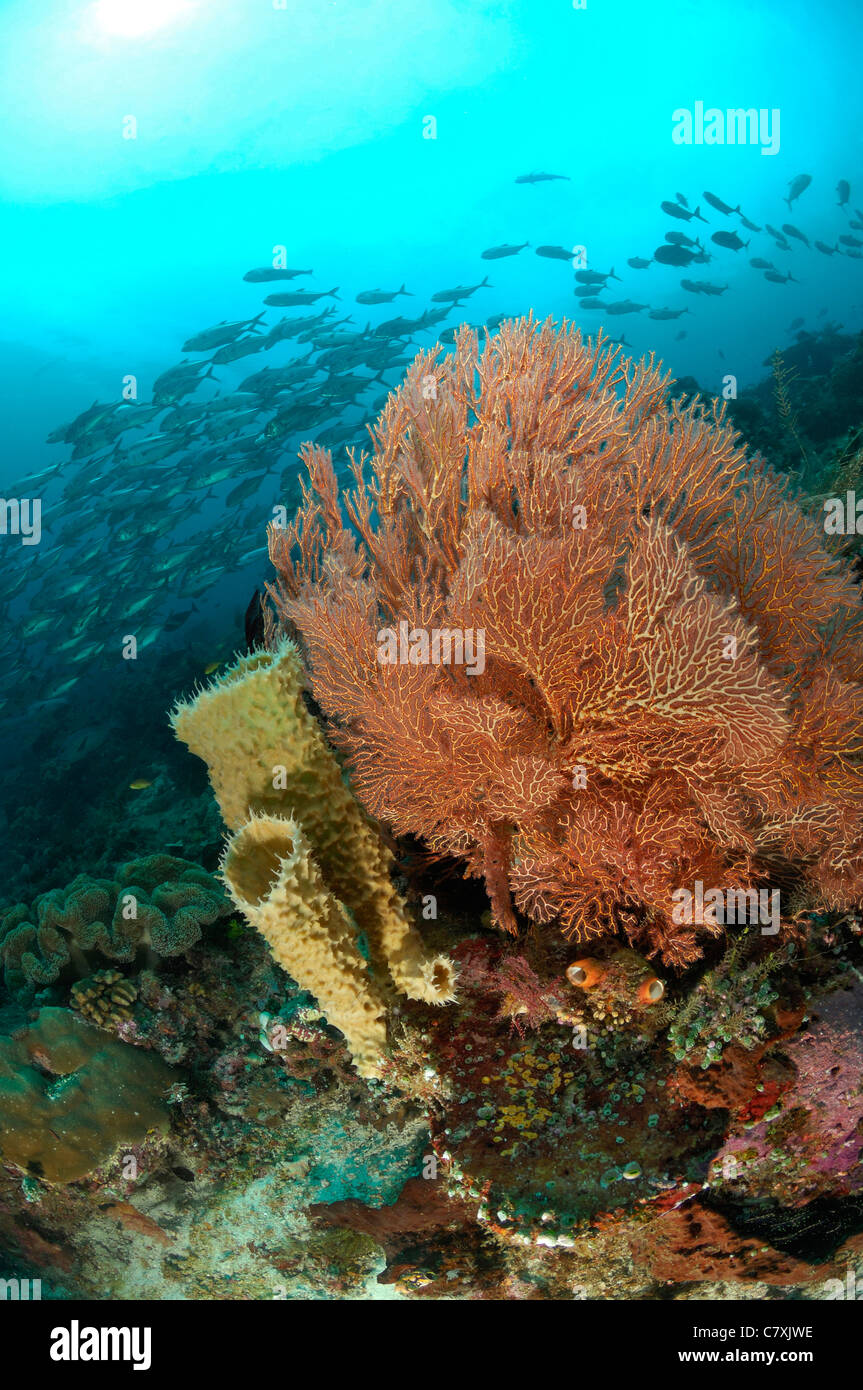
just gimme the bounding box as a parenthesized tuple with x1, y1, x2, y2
(266, 314, 863, 966)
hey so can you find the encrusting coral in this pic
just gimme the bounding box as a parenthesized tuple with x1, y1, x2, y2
(267, 313, 863, 968)
(0, 854, 230, 998)
(170, 642, 456, 1077)
(0, 1008, 176, 1184)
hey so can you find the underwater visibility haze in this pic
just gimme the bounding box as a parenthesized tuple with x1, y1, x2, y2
(2, 0, 863, 1314)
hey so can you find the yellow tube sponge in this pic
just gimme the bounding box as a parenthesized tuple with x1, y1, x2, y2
(170, 641, 456, 1007)
(221, 813, 389, 1079)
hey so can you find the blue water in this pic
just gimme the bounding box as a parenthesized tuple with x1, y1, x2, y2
(1, 0, 862, 897)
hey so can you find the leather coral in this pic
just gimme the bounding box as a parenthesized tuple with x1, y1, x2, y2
(267, 314, 863, 968)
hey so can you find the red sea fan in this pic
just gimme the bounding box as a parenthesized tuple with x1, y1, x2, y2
(267, 314, 863, 967)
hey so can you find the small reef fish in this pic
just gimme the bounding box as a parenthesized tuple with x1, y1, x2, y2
(431, 277, 492, 303)
(653, 244, 695, 266)
(128, 779, 153, 790)
(242, 267, 312, 281)
(784, 173, 812, 209)
(574, 267, 621, 284)
(535, 245, 577, 261)
(182, 317, 265, 352)
(711, 230, 748, 251)
(264, 288, 341, 305)
(782, 224, 810, 247)
(660, 200, 707, 223)
(355, 285, 412, 303)
(481, 242, 529, 259)
(604, 300, 647, 315)
(703, 191, 740, 216)
(515, 171, 570, 183)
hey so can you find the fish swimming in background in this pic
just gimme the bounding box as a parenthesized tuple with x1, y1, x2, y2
(355, 285, 413, 303)
(431, 277, 492, 303)
(836, 180, 851, 209)
(765, 270, 797, 284)
(210, 336, 268, 365)
(263, 288, 341, 305)
(242, 267, 312, 281)
(574, 266, 621, 284)
(675, 330, 687, 340)
(627, 256, 652, 269)
(784, 173, 812, 209)
(782, 224, 810, 247)
(675, 192, 689, 207)
(661, 200, 708, 223)
(480, 242, 529, 259)
(649, 307, 689, 319)
(665, 231, 700, 247)
(573, 284, 602, 296)
(182, 316, 266, 352)
(711, 230, 748, 251)
(814, 241, 839, 256)
(604, 299, 647, 315)
(653, 244, 695, 266)
(515, 171, 570, 183)
(535, 245, 576, 260)
(839, 234, 863, 248)
(738, 213, 762, 232)
(577, 297, 606, 310)
(703, 191, 740, 216)
(765, 223, 789, 246)
(789, 316, 805, 330)
(749, 257, 774, 270)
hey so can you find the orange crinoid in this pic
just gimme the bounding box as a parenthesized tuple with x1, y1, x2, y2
(268, 315, 863, 967)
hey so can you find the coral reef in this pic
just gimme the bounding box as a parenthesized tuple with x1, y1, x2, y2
(268, 314, 863, 967)
(0, 854, 230, 1000)
(71, 969, 138, 1029)
(0, 1008, 176, 1183)
(2, 321, 863, 1303)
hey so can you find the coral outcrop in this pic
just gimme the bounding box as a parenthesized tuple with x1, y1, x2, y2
(268, 313, 863, 967)
(170, 643, 456, 1076)
(0, 855, 230, 999)
(0, 1008, 176, 1183)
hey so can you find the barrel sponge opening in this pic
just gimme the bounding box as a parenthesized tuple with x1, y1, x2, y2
(221, 813, 390, 1079)
(171, 640, 457, 1012)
